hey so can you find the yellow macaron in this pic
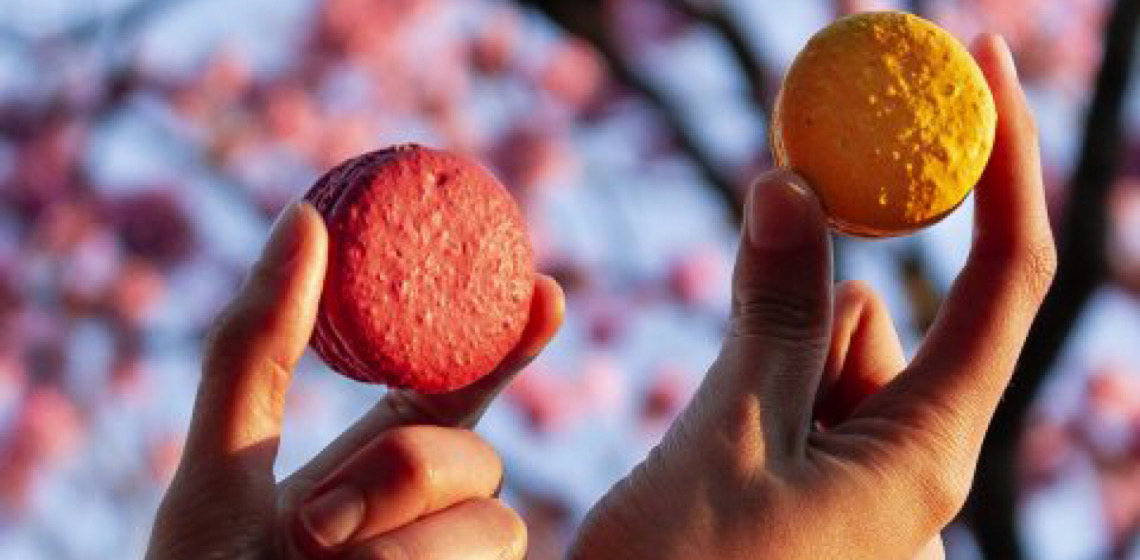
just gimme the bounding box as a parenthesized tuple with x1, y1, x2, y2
(772, 11, 996, 237)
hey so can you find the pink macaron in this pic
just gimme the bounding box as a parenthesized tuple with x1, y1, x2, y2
(305, 144, 534, 393)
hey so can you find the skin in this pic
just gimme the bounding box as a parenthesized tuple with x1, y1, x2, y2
(145, 200, 565, 559)
(567, 34, 1055, 560)
(148, 33, 1054, 560)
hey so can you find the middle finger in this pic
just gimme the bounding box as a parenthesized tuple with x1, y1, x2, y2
(291, 426, 502, 557)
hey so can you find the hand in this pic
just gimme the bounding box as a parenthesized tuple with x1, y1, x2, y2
(145, 202, 565, 559)
(568, 35, 1055, 560)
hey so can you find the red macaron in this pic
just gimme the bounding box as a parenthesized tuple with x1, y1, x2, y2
(304, 144, 534, 394)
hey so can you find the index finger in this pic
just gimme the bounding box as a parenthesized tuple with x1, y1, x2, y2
(282, 275, 564, 493)
(864, 35, 1057, 453)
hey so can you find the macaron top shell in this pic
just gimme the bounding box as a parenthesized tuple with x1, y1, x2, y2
(772, 12, 996, 237)
(305, 145, 534, 393)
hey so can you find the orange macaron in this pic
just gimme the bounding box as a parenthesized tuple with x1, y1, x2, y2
(772, 12, 997, 237)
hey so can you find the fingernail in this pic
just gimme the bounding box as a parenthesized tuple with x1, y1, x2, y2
(259, 202, 309, 271)
(747, 173, 817, 249)
(299, 485, 365, 548)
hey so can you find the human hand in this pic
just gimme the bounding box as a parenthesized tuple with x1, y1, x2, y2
(569, 34, 1055, 560)
(145, 202, 564, 559)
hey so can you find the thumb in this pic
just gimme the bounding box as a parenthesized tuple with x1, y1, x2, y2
(723, 169, 833, 454)
(182, 202, 328, 476)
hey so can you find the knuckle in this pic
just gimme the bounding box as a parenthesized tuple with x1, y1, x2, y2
(466, 433, 504, 484)
(732, 288, 828, 343)
(913, 456, 973, 527)
(864, 397, 975, 531)
(977, 234, 1058, 306)
(378, 429, 436, 495)
(1017, 238, 1058, 302)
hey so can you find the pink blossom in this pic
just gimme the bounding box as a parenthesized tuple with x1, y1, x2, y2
(667, 245, 727, 309)
(538, 39, 607, 112)
(505, 366, 584, 434)
(641, 364, 694, 428)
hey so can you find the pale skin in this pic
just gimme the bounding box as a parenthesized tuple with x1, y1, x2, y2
(147, 34, 1055, 560)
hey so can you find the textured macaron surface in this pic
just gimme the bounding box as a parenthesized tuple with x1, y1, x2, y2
(305, 145, 534, 393)
(772, 11, 996, 237)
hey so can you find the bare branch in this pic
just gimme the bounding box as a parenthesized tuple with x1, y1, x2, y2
(670, 0, 777, 115)
(516, 0, 745, 222)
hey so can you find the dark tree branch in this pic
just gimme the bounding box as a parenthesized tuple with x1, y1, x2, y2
(968, 1, 1140, 558)
(900, 247, 941, 332)
(0, 0, 271, 233)
(0, 0, 193, 138)
(670, 0, 777, 115)
(907, 0, 929, 17)
(516, 0, 745, 222)
(1122, 517, 1140, 560)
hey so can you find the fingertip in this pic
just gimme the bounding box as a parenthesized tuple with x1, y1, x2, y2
(296, 201, 330, 256)
(966, 31, 1050, 259)
(285, 202, 330, 285)
(825, 280, 882, 385)
(969, 33, 1013, 73)
(745, 169, 825, 251)
(514, 274, 564, 360)
(818, 281, 906, 427)
(244, 202, 330, 310)
(752, 168, 816, 197)
(835, 279, 876, 312)
(536, 273, 566, 332)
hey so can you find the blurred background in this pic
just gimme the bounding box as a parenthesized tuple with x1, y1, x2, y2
(0, 0, 1136, 558)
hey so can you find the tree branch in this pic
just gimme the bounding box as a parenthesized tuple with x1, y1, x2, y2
(968, 1, 1140, 558)
(516, 0, 745, 222)
(907, 0, 929, 17)
(670, 0, 777, 115)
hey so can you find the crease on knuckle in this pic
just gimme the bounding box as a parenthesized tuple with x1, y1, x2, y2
(977, 235, 1057, 306)
(1017, 238, 1058, 302)
(731, 290, 827, 343)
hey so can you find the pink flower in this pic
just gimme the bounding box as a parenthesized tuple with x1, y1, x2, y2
(538, 39, 607, 112)
(668, 245, 727, 309)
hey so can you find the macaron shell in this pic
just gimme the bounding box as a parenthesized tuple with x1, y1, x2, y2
(306, 145, 534, 393)
(773, 12, 996, 237)
(306, 151, 384, 383)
